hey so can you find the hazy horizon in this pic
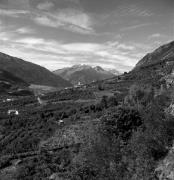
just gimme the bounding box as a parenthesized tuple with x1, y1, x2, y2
(0, 0, 173, 72)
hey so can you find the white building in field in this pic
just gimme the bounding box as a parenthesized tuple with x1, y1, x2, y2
(8, 110, 19, 115)
(3, 98, 14, 103)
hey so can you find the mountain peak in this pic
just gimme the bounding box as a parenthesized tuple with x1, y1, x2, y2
(72, 64, 92, 70)
(54, 64, 118, 85)
(94, 66, 104, 72)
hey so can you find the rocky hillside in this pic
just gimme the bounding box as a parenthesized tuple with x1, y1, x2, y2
(0, 52, 72, 88)
(122, 41, 174, 86)
(53, 64, 117, 85)
(135, 41, 174, 69)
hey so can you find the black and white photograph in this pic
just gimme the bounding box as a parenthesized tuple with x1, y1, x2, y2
(0, 0, 174, 179)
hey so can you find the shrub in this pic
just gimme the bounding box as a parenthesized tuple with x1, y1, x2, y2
(101, 106, 142, 141)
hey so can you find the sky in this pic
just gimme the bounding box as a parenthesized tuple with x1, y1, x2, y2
(0, 0, 173, 72)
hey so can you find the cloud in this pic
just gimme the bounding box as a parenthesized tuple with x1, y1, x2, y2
(0, 32, 11, 41)
(13, 37, 67, 55)
(117, 44, 135, 50)
(67, 0, 80, 4)
(54, 8, 92, 29)
(121, 23, 153, 31)
(16, 27, 35, 34)
(15, 37, 46, 45)
(149, 33, 161, 38)
(117, 4, 153, 17)
(34, 15, 63, 28)
(33, 8, 94, 34)
(65, 25, 94, 34)
(0, 8, 29, 17)
(62, 43, 100, 52)
(148, 33, 167, 39)
(0, 0, 30, 9)
(37, 1, 54, 11)
(34, 14, 94, 34)
(0, 1, 94, 35)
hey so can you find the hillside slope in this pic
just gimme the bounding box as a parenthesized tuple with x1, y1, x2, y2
(0, 69, 28, 93)
(0, 69, 28, 86)
(0, 52, 72, 87)
(54, 64, 116, 85)
(135, 41, 174, 69)
(88, 41, 174, 97)
(125, 41, 174, 84)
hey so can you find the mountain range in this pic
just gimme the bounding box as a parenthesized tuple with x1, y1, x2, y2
(1, 40, 174, 91)
(53, 64, 119, 85)
(0, 52, 71, 88)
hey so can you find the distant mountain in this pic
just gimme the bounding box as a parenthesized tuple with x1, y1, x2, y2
(107, 68, 120, 75)
(53, 64, 117, 85)
(0, 52, 72, 87)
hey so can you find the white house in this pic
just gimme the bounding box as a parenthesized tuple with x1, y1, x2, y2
(3, 98, 14, 103)
(57, 119, 64, 125)
(8, 110, 19, 115)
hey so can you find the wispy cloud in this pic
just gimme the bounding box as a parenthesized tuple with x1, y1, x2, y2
(62, 43, 100, 52)
(16, 27, 35, 34)
(65, 25, 94, 34)
(54, 8, 92, 29)
(117, 44, 135, 50)
(33, 8, 94, 34)
(37, 1, 54, 11)
(117, 4, 153, 17)
(0, 4, 94, 35)
(67, 0, 80, 4)
(148, 33, 167, 40)
(34, 15, 63, 28)
(7, 0, 30, 9)
(121, 23, 153, 31)
(0, 8, 29, 17)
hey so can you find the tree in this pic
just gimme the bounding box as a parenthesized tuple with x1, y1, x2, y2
(98, 83, 104, 91)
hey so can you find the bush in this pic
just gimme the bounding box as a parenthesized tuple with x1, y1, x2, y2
(101, 106, 142, 140)
(125, 84, 154, 107)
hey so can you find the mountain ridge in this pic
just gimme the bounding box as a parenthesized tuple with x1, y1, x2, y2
(135, 41, 174, 69)
(0, 52, 72, 88)
(53, 64, 119, 85)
